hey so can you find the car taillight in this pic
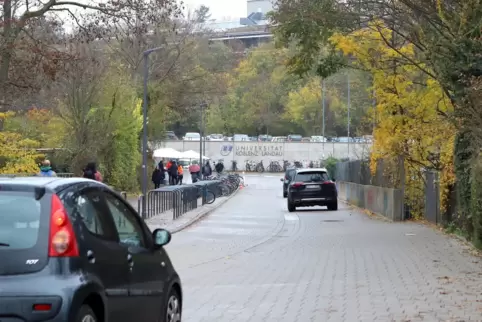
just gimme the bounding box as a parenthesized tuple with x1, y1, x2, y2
(291, 182, 304, 188)
(48, 194, 79, 257)
(323, 180, 335, 185)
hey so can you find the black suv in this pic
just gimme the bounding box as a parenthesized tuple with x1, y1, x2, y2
(287, 168, 338, 212)
(281, 167, 297, 198)
(0, 177, 182, 322)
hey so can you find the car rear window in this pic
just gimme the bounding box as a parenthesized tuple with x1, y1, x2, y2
(0, 192, 41, 249)
(295, 171, 330, 182)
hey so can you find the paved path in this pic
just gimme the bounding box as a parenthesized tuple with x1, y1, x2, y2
(165, 174, 482, 322)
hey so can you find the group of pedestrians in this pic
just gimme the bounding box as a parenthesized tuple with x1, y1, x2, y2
(37, 158, 220, 190)
(151, 159, 218, 188)
(151, 160, 185, 188)
(38, 160, 103, 182)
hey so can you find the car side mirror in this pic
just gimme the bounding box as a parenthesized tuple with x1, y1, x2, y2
(332, 178, 336, 182)
(280, 178, 284, 182)
(152, 229, 171, 248)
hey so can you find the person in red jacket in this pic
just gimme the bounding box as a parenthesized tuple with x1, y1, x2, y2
(189, 161, 201, 183)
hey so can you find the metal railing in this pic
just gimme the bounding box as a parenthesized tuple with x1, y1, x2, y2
(138, 180, 225, 220)
(191, 180, 223, 204)
(145, 185, 199, 219)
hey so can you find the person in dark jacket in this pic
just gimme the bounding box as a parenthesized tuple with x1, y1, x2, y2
(215, 161, 224, 174)
(158, 161, 166, 184)
(152, 167, 164, 189)
(202, 160, 212, 179)
(168, 160, 178, 185)
(83, 162, 102, 181)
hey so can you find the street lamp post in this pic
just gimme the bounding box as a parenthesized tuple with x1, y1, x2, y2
(322, 78, 326, 159)
(199, 102, 207, 167)
(141, 45, 169, 218)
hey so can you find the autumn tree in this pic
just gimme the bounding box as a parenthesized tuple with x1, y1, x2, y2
(47, 43, 142, 189)
(194, 5, 212, 23)
(205, 43, 372, 137)
(270, 0, 482, 235)
(330, 24, 456, 217)
(0, 0, 182, 129)
(0, 112, 43, 173)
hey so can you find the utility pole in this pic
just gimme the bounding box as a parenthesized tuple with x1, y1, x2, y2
(321, 78, 326, 158)
(141, 45, 171, 218)
(199, 102, 207, 166)
(347, 72, 351, 159)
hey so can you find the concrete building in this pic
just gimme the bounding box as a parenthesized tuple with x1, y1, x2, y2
(241, 0, 273, 26)
(157, 141, 371, 168)
(209, 0, 274, 48)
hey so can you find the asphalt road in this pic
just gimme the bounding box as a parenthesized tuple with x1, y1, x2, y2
(166, 174, 482, 322)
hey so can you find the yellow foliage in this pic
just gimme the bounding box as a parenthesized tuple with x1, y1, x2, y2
(0, 130, 43, 174)
(331, 22, 456, 216)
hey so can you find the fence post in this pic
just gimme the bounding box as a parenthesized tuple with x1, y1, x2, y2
(399, 155, 405, 220)
(201, 185, 206, 205)
(435, 171, 440, 224)
(138, 195, 144, 219)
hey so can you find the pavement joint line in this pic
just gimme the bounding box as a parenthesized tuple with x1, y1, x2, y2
(185, 205, 287, 270)
(170, 187, 242, 234)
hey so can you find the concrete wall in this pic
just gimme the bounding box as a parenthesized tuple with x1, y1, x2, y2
(157, 141, 371, 168)
(336, 181, 403, 221)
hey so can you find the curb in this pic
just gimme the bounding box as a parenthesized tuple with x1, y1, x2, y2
(339, 199, 392, 222)
(170, 186, 242, 234)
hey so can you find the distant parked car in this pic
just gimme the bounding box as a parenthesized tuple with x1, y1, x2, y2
(233, 134, 249, 141)
(207, 134, 224, 141)
(0, 177, 182, 322)
(164, 131, 178, 140)
(310, 136, 327, 142)
(258, 135, 272, 142)
(287, 134, 302, 142)
(272, 136, 287, 142)
(184, 132, 201, 141)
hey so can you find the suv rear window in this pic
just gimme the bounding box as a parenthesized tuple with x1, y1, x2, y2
(0, 192, 41, 249)
(295, 171, 330, 182)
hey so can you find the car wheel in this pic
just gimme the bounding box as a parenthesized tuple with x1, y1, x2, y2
(76, 305, 97, 322)
(287, 201, 296, 212)
(165, 288, 182, 322)
(283, 191, 287, 198)
(328, 201, 338, 211)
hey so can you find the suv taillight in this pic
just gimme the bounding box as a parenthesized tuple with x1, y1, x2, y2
(323, 180, 335, 185)
(48, 194, 79, 257)
(291, 182, 304, 188)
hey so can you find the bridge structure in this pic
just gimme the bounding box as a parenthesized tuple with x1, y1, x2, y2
(209, 29, 273, 48)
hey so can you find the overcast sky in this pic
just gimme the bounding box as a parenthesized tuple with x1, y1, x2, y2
(182, 0, 246, 20)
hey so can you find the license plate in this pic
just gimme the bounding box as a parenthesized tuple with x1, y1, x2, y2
(306, 185, 320, 189)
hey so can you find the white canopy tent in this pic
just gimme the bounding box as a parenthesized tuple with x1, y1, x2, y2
(179, 150, 209, 160)
(152, 148, 182, 159)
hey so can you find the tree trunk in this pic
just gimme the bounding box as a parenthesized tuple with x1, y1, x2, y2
(454, 130, 476, 236)
(0, 0, 16, 131)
